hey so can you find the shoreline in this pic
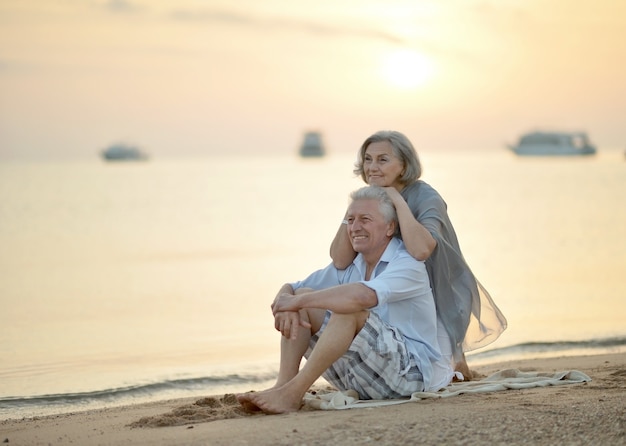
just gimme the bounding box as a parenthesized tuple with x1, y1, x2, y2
(3, 337, 624, 419)
(2, 352, 625, 445)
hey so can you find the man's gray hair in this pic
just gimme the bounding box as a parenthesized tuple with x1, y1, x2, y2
(350, 186, 398, 226)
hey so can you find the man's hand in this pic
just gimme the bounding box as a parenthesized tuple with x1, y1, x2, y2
(274, 310, 310, 340)
(272, 292, 310, 340)
(271, 292, 300, 314)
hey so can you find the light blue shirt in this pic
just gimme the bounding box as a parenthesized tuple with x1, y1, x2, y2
(291, 237, 443, 389)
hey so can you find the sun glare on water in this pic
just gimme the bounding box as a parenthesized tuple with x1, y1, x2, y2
(381, 49, 436, 89)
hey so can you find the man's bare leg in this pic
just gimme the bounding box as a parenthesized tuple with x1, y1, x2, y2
(236, 307, 326, 412)
(273, 307, 326, 388)
(238, 310, 369, 414)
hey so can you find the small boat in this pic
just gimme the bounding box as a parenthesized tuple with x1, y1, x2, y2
(299, 131, 325, 157)
(101, 143, 148, 161)
(508, 131, 596, 156)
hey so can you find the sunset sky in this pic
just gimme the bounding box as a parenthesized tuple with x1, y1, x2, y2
(1, 0, 625, 160)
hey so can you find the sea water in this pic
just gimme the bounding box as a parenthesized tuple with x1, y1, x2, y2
(1, 150, 625, 418)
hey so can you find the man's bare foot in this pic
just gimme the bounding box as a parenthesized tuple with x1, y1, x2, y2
(236, 392, 263, 413)
(238, 386, 303, 415)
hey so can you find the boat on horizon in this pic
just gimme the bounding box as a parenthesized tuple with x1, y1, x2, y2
(508, 131, 596, 156)
(101, 143, 149, 161)
(299, 131, 325, 158)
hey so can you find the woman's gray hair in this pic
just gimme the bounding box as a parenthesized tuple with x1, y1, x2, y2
(350, 186, 398, 227)
(353, 130, 422, 185)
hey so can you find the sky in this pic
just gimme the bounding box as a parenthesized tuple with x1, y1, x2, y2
(1, 0, 625, 160)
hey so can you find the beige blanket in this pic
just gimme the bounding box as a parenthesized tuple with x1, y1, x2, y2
(304, 369, 591, 410)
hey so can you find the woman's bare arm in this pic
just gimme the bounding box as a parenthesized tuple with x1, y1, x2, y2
(329, 220, 357, 269)
(383, 187, 436, 261)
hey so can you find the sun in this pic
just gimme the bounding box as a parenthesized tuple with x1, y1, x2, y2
(381, 49, 436, 89)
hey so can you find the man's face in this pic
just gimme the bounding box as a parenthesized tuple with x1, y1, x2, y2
(345, 198, 395, 257)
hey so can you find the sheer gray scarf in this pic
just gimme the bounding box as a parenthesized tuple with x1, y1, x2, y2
(401, 181, 507, 361)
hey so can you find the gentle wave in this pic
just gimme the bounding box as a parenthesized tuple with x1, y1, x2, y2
(0, 372, 276, 416)
(2, 337, 624, 418)
(468, 336, 626, 362)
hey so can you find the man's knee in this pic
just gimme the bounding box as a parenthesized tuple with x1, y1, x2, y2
(302, 307, 327, 334)
(329, 310, 370, 333)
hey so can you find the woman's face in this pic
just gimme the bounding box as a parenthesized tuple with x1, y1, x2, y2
(363, 141, 405, 190)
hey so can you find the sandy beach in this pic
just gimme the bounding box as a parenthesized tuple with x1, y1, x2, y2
(2, 352, 624, 446)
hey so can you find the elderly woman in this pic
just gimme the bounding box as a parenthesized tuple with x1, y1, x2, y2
(330, 130, 507, 379)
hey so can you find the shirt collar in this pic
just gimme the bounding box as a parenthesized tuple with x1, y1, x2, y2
(353, 237, 402, 279)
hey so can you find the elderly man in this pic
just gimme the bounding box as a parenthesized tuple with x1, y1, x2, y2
(237, 186, 453, 414)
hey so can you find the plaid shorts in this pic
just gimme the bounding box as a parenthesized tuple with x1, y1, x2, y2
(306, 311, 424, 400)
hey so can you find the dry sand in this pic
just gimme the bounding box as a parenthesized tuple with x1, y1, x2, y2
(1, 353, 624, 445)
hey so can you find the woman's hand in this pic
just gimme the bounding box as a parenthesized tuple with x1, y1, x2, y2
(382, 186, 404, 205)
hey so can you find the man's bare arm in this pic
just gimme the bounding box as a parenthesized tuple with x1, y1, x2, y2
(272, 283, 377, 315)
